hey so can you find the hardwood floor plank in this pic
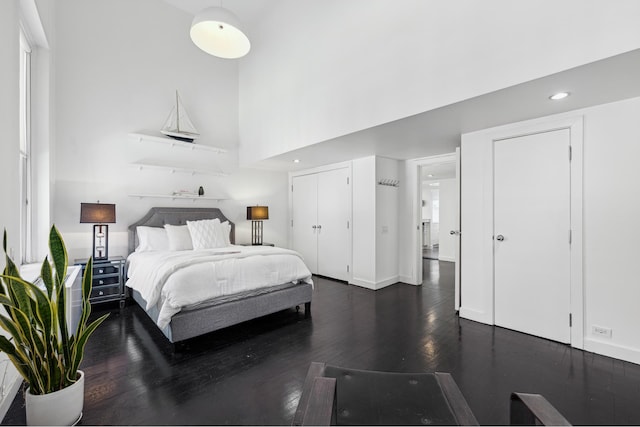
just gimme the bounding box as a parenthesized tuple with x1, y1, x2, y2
(3, 260, 640, 425)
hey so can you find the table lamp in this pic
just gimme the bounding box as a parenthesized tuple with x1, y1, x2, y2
(80, 202, 116, 260)
(246, 205, 268, 245)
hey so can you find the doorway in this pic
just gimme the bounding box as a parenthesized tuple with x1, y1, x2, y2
(414, 150, 461, 310)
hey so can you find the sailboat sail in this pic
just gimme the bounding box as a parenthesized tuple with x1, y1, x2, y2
(161, 91, 200, 142)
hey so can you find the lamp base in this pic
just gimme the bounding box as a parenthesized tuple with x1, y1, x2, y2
(251, 221, 263, 245)
(93, 224, 109, 260)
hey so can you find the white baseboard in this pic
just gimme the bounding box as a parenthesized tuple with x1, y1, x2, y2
(350, 276, 399, 290)
(438, 256, 455, 262)
(459, 306, 493, 325)
(398, 275, 419, 285)
(583, 338, 640, 365)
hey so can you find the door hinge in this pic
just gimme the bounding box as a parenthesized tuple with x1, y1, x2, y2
(569, 313, 572, 327)
(347, 265, 350, 272)
(569, 146, 572, 161)
(291, 184, 294, 192)
(569, 229, 572, 244)
(347, 220, 350, 229)
(347, 177, 350, 185)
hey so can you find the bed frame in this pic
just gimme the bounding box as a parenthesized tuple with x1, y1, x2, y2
(127, 207, 313, 344)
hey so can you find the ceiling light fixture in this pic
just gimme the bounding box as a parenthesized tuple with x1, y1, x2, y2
(190, 6, 250, 59)
(293, 159, 300, 163)
(549, 92, 570, 101)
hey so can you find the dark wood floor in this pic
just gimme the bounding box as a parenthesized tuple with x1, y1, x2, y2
(4, 260, 640, 425)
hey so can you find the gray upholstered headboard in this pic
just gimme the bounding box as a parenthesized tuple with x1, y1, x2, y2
(128, 207, 235, 254)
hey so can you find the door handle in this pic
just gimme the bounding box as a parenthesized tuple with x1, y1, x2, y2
(449, 230, 460, 235)
(496, 235, 505, 241)
(317, 225, 322, 231)
(312, 225, 317, 229)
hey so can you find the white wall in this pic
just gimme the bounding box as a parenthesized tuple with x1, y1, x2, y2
(0, 1, 26, 420)
(51, 0, 289, 260)
(239, 0, 640, 165)
(352, 157, 376, 286)
(375, 157, 399, 286)
(351, 156, 399, 290)
(460, 96, 640, 364)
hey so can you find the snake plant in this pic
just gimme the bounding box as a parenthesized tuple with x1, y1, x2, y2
(0, 226, 109, 395)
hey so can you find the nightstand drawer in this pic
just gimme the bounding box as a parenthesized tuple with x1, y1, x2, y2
(91, 285, 121, 299)
(94, 275, 120, 287)
(93, 264, 120, 275)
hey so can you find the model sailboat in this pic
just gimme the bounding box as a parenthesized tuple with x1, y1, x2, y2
(161, 91, 200, 143)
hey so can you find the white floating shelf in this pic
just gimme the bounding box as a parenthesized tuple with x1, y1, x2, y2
(128, 194, 227, 202)
(129, 132, 227, 154)
(129, 162, 228, 177)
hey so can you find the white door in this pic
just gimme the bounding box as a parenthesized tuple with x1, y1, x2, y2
(292, 174, 318, 273)
(494, 129, 571, 343)
(317, 168, 350, 281)
(453, 148, 461, 311)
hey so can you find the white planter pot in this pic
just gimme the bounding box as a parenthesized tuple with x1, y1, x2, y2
(25, 370, 84, 426)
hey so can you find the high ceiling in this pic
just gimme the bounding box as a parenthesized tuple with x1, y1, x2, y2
(163, 1, 640, 172)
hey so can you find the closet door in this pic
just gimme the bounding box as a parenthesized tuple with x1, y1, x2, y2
(292, 174, 319, 273)
(317, 167, 350, 281)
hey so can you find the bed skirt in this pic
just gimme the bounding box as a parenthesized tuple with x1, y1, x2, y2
(131, 281, 313, 343)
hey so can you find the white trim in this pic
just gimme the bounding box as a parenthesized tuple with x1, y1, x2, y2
(584, 338, 640, 366)
(398, 275, 419, 285)
(406, 153, 457, 285)
(19, 0, 48, 49)
(350, 276, 398, 290)
(458, 307, 492, 325)
(438, 256, 455, 262)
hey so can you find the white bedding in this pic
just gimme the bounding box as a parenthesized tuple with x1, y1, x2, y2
(125, 245, 313, 328)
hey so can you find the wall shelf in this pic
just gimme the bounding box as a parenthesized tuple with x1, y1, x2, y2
(129, 162, 228, 177)
(129, 132, 227, 154)
(128, 194, 227, 202)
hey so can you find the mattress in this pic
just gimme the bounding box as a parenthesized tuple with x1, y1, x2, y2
(126, 245, 313, 328)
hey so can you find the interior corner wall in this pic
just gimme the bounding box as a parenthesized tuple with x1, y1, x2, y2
(351, 157, 376, 287)
(374, 157, 399, 286)
(460, 96, 640, 365)
(51, 0, 288, 260)
(239, 0, 640, 166)
(351, 156, 399, 290)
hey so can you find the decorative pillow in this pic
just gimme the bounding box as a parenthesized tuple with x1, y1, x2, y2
(136, 226, 169, 252)
(187, 218, 225, 250)
(164, 224, 193, 251)
(220, 221, 232, 246)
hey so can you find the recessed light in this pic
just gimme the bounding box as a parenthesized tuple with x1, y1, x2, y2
(293, 159, 300, 163)
(549, 92, 570, 100)
(427, 174, 434, 178)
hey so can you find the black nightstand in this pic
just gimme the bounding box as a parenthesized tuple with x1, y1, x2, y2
(75, 256, 126, 308)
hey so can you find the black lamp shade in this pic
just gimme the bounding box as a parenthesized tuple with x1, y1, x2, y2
(80, 203, 116, 223)
(246, 206, 269, 220)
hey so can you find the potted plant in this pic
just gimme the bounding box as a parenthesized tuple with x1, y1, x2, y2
(0, 226, 109, 425)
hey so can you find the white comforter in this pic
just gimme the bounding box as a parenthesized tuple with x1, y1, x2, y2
(125, 245, 313, 328)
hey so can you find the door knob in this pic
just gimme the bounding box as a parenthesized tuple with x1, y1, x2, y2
(312, 225, 317, 229)
(449, 230, 460, 235)
(496, 235, 505, 241)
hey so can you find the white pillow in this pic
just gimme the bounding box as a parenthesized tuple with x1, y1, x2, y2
(136, 226, 169, 252)
(187, 218, 228, 249)
(164, 224, 193, 251)
(220, 221, 232, 246)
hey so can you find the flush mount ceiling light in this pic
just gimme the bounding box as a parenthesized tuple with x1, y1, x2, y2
(549, 92, 570, 100)
(190, 7, 250, 59)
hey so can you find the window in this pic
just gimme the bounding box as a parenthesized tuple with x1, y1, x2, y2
(19, 28, 32, 264)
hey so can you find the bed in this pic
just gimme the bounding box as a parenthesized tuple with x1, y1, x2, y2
(125, 207, 313, 344)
